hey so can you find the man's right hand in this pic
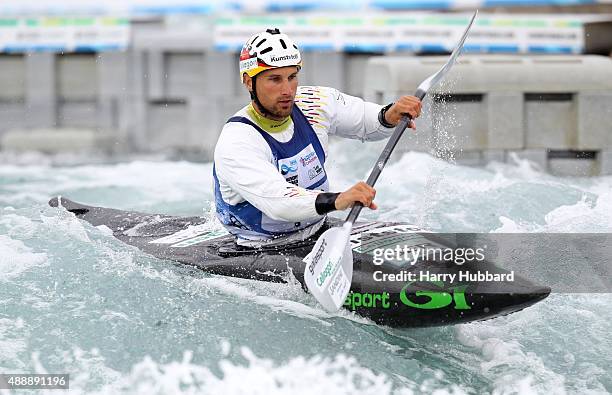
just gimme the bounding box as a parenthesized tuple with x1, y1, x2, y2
(335, 181, 377, 211)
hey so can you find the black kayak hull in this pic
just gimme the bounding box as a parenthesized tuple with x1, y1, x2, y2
(49, 197, 550, 328)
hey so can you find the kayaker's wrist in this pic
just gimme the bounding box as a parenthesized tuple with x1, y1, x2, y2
(378, 102, 395, 128)
(315, 192, 340, 215)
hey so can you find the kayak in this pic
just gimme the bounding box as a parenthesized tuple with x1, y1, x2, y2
(49, 197, 550, 328)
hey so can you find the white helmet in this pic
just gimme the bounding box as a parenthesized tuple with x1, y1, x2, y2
(239, 28, 302, 79)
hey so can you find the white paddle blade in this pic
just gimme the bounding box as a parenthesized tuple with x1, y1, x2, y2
(304, 223, 354, 312)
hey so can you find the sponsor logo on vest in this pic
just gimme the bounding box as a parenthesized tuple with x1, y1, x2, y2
(286, 175, 298, 185)
(270, 54, 299, 62)
(308, 239, 326, 275)
(280, 159, 298, 175)
(300, 151, 317, 167)
(308, 165, 323, 180)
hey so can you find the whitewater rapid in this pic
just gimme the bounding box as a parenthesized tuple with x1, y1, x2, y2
(1, 141, 611, 394)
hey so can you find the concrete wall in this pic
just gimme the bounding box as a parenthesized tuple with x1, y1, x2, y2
(0, 54, 26, 132)
(1, 25, 612, 177)
(0, 24, 365, 158)
(364, 54, 612, 176)
(0, 51, 130, 154)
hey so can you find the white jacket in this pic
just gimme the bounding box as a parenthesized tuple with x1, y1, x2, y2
(213, 86, 394, 225)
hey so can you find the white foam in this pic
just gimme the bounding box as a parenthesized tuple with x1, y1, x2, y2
(2, 150, 612, 394)
(491, 216, 532, 233)
(49, 347, 122, 393)
(453, 293, 612, 395)
(0, 318, 27, 365)
(220, 339, 231, 357)
(93, 242, 138, 277)
(40, 212, 91, 243)
(507, 152, 546, 179)
(96, 225, 114, 237)
(0, 213, 36, 239)
(82, 347, 403, 395)
(543, 192, 612, 232)
(0, 160, 214, 209)
(192, 274, 377, 328)
(0, 235, 48, 280)
(455, 324, 568, 394)
(196, 276, 334, 326)
(493, 191, 612, 233)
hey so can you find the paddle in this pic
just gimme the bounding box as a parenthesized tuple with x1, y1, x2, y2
(304, 10, 479, 312)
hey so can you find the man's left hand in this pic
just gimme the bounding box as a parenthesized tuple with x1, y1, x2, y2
(384, 96, 422, 130)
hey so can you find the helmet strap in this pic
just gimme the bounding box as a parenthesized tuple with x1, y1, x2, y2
(250, 76, 277, 120)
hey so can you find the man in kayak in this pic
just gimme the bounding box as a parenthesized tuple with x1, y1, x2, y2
(213, 28, 421, 246)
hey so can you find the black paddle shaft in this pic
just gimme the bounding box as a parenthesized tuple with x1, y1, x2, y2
(345, 90, 426, 224)
(343, 11, 477, 225)
(344, 114, 411, 224)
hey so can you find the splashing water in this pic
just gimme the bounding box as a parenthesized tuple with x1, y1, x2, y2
(1, 144, 611, 394)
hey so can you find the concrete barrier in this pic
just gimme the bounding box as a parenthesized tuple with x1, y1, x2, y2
(364, 54, 612, 175)
(1, 128, 116, 153)
(1, 36, 612, 177)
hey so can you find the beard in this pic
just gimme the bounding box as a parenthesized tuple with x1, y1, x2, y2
(260, 100, 293, 120)
(271, 102, 293, 118)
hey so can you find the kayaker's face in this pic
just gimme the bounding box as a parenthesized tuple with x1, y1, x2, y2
(248, 66, 299, 120)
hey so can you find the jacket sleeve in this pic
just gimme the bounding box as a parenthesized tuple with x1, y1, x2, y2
(296, 86, 395, 142)
(214, 124, 322, 222)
